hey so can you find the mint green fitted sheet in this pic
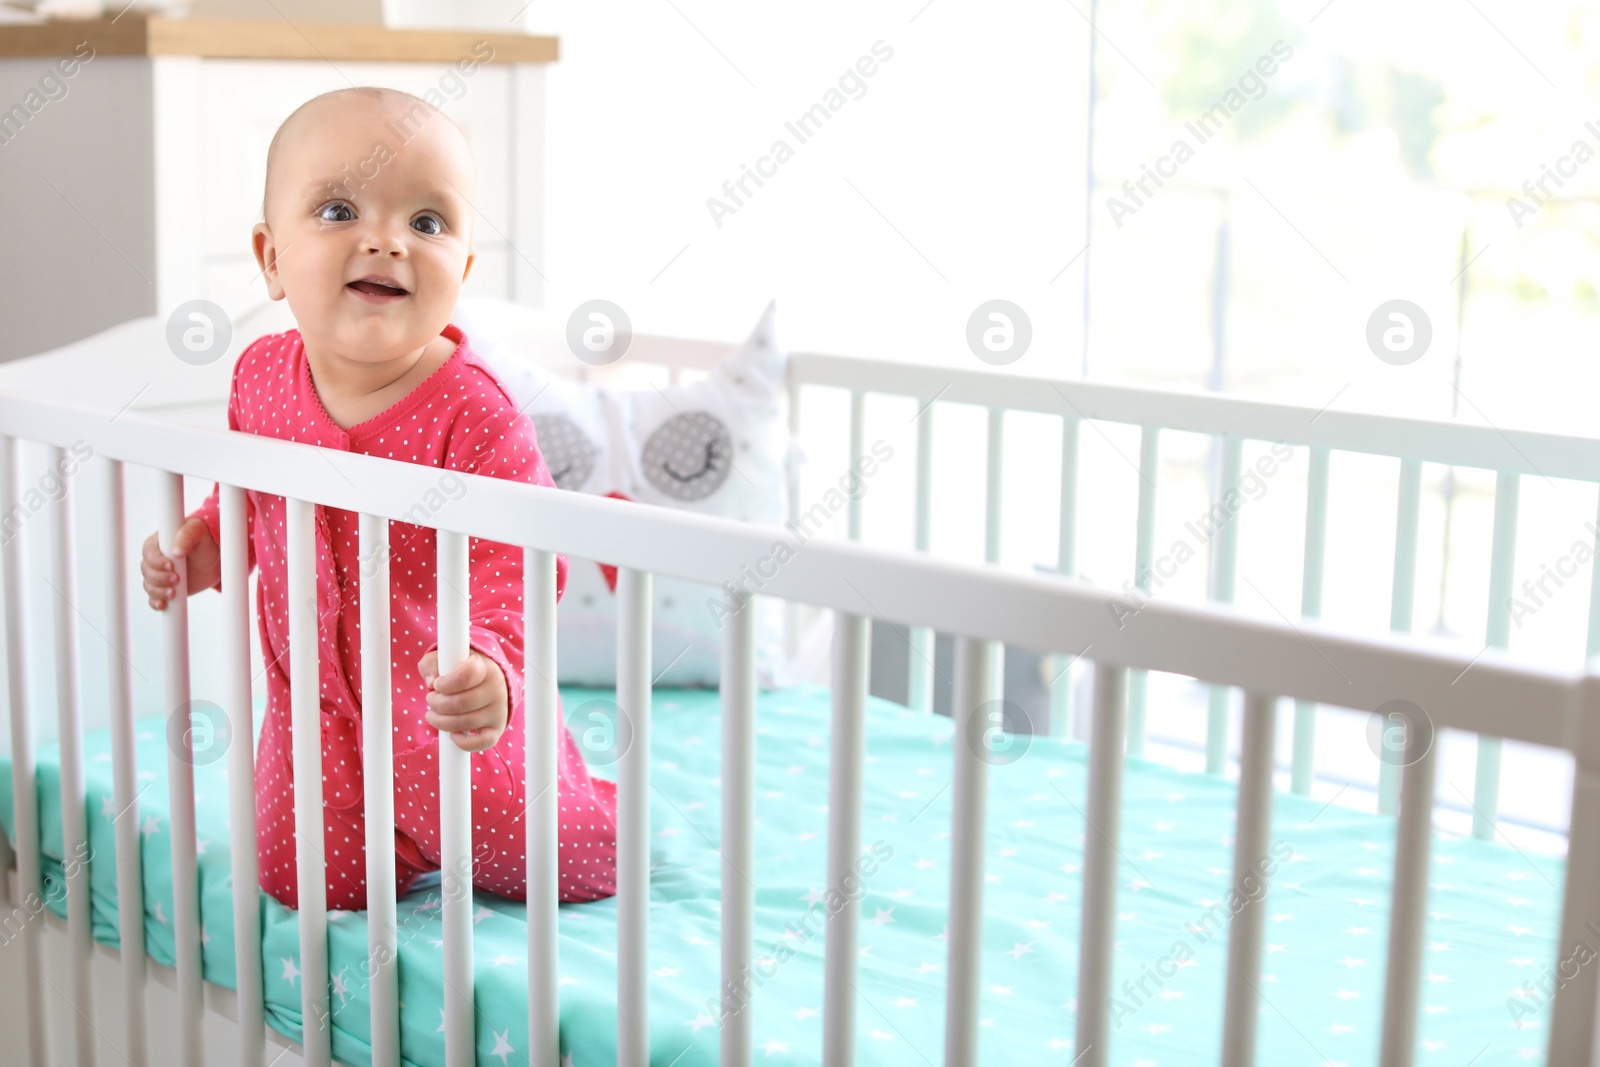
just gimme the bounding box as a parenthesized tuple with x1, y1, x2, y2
(0, 684, 1565, 1065)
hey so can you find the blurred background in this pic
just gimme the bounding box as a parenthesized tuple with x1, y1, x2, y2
(506, 0, 1598, 849)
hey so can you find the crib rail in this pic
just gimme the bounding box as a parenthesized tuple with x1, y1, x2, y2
(2, 386, 1599, 1067)
(788, 351, 1600, 839)
(788, 353, 1600, 477)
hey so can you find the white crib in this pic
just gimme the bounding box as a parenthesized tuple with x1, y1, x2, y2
(0, 311, 1597, 1067)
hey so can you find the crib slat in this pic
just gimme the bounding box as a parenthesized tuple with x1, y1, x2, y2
(437, 529, 475, 1067)
(847, 390, 865, 541)
(1051, 417, 1081, 740)
(1377, 712, 1437, 1067)
(985, 407, 1004, 565)
(1, 437, 48, 1067)
(1388, 459, 1423, 633)
(221, 484, 262, 1067)
(617, 567, 652, 1067)
(525, 548, 560, 1067)
(983, 406, 1008, 728)
(161, 471, 204, 1067)
(720, 596, 758, 1067)
(1475, 470, 1518, 840)
(1291, 446, 1330, 794)
(106, 460, 150, 1067)
(823, 612, 870, 1067)
(1205, 437, 1243, 775)
(907, 397, 935, 713)
(285, 496, 331, 1067)
(1127, 428, 1159, 758)
(358, 513, 398, 1066)
(1586, 489, 1600, 659)
(1219, 692, 1277, 1065)
(1057, 418, 1080, 579)
(1378, 459, 1423, 816)
(48, 446, 95, 1066)
(1547, 674, 1600, 1062)
(943, 636, 1000, 1066)
(1472, 736, 1503, 841)
(1074, 662, 1127, 1067)
(784, 370, 804, 674)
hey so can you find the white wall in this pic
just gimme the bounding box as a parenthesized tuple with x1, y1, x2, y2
(516, 0, 1090, 367)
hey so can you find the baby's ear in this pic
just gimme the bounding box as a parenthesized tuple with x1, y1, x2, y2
(252, 224, 286, 300)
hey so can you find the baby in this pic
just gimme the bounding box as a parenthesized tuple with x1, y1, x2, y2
(138, 87, 618, 911)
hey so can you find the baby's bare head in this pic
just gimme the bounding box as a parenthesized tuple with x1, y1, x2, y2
(260, 86, 476, 229)
(251, 87, 479, 365)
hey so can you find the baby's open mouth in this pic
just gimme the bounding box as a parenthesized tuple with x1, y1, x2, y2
(347, 277, 409, 298)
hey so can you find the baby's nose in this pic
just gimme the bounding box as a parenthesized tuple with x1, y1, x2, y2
(362, 224, 408, 256)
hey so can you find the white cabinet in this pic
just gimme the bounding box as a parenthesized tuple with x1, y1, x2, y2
(0, 16, 555, 362)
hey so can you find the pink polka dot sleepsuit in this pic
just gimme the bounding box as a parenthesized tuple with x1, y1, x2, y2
(192, 323, 618, 911)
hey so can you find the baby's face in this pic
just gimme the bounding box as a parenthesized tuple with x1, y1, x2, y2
(252, 93, 476, 364)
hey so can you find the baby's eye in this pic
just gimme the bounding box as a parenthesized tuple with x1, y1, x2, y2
(413, 214, 444, 236)
(316, 201, 355, 224)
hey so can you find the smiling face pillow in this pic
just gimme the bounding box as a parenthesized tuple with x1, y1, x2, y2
(470, 301, 797, 688)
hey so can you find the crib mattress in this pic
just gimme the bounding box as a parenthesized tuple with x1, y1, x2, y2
(0, 684, 1565, 1066)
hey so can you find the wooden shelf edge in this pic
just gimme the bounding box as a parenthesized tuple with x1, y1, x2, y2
(0, 14, 558, 63)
